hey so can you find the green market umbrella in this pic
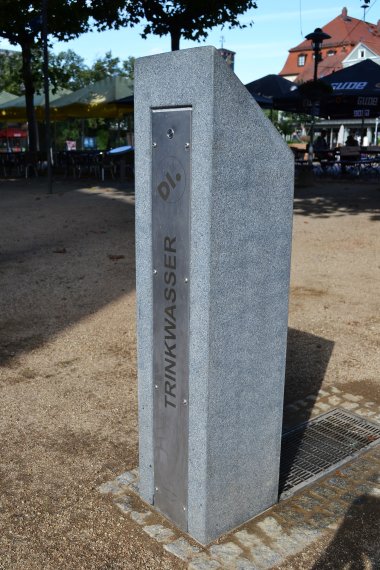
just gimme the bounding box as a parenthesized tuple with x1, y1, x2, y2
(0, 89, 71, 121)
(0, 91, 18, 106)
(51, 76, 134, 119)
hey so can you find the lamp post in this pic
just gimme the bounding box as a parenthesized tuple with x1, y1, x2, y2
(361, 0, 371, 22)
(304, 27, 331, 164)
(42, 0, 53, 194)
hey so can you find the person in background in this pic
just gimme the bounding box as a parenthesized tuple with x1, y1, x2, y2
(314, 129, 328, 152)
(346, 130, 358, 146)
(314, 129, 332, 162)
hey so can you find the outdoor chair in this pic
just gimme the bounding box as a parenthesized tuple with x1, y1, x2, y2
(100, 154, 115, 181)
(338, 146, 361, 176)
(23, 151, 40, 178)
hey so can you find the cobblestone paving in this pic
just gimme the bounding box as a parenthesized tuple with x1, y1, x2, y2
(99, 387, 380, 569)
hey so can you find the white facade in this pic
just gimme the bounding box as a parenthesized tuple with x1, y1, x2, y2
(342, 42, 380, 68)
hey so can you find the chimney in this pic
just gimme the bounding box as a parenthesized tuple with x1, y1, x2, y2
(341, 7, 348, 20)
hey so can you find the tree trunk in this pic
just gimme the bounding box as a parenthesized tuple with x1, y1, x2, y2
(21, 42, 38, 151)
(170, 29, 181, 51)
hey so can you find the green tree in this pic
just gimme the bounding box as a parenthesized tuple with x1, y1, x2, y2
(101, 0, 258, 51)
(0, 0, 129, 151)
(0, 0, 94, 150)
(0, 51, 23, 95)
(122, 56, 135, 81)
(49, 49, 88, 91)
(50, 50, 135, 89)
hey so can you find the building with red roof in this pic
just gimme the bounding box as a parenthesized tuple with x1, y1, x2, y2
(279, 7, 380, 83)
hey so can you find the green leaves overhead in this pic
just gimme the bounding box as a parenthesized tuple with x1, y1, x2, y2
(93, 0, 258, 50)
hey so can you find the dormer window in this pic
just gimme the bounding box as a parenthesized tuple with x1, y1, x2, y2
(327, 50, 336, 56)
(359, 49, 365, 58)
(298, 54, 306, 66)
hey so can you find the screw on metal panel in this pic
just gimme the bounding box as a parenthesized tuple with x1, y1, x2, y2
(184, 277, 189, 283)
(153, 269, 157, 275)
(155, 486, 159, 491)
(167, 128, 174, 139)
(152, 142, 157, 148)
(154, 384, 158, 389)
(185, 142, 190, 150)
(182, 399, 188, 405)
(183, 506, 186, 511)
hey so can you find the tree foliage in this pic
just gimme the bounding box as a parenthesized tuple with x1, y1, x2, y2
(0, 48, 135, 94)
(0, 51, 24, 95)
(95, 0, 258, 50)
(0, 0, 94, 150)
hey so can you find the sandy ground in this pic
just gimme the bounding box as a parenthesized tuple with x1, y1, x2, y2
(0, 176, 379, 569)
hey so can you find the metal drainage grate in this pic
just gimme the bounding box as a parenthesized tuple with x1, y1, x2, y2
(279, 408, 380, 500)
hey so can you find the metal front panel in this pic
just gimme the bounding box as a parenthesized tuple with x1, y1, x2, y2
(152, 107, 191, 530)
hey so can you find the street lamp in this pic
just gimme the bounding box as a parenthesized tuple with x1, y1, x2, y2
(42, 0, 53, 194)
(361, 0, 371, 22)
(304, 27, 331, 164)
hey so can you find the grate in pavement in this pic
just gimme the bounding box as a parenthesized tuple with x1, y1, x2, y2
(279, 408, 380, 499)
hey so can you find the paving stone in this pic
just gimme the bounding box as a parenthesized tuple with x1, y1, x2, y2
(164, 538, 200, 561)
(189, 556, 222, 569)
(275, 506, 307, 526)
(288, 526, 321, 545)
(317, 389, 330, 398)
(98, 480, 121, 495)
(341, 490, 363, 503)
(368, 487, 380, 497)
(356, 408, 376, 417)
(142, 524, 175, 542)
(325, 500, 348, 515)
(356, 457, 376, 470)
(266, 532, 302, 557)
(257, 516, 284, 537)
(341, 402, 359, 411)
(326, 477, 349, 490)
(368, 473, 380, 484)
(330, 387, 342, 394)
(129, 481, 139, 493)
(115, 496, 133, 513)
(343, 393, 363, 403)
(249, 543, 283, 570)
(115, 471, 137, 486)
(363, 402, 376, 408)
(234, 530, 263, 550)
(209, 542, 244, 564)
(285, 404, 299, 412)
(357, 483, 377, 494)
(130, 510, 151, 524)
(327, 396, 342, 406)
(231, 558, 258, 570)
(305, 394, 318, 402)
(294, 399, 310, 408)
(327, 522, 340, 531)
(310, 485, 338, 500)
(339, 462, 369, 477)
(313, 402, 331, 412)
(293, 494, 322, 510)
(372, 446, 380, 458)
(308, 511, 337, 529)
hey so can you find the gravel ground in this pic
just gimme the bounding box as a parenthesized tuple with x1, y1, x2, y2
(0, 176, 379, 569)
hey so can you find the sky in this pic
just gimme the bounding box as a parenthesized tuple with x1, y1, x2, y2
(1, 0, 379, 84)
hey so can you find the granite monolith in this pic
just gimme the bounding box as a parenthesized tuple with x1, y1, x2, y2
(135, 46, 294, 544)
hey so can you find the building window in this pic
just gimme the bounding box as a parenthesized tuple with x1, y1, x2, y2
(327, 50, 336, 56)
(359, 49, 365, 58)
(298, 54, 306, 66)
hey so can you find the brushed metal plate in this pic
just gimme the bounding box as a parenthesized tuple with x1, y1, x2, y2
(152, 107, 191, 530)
